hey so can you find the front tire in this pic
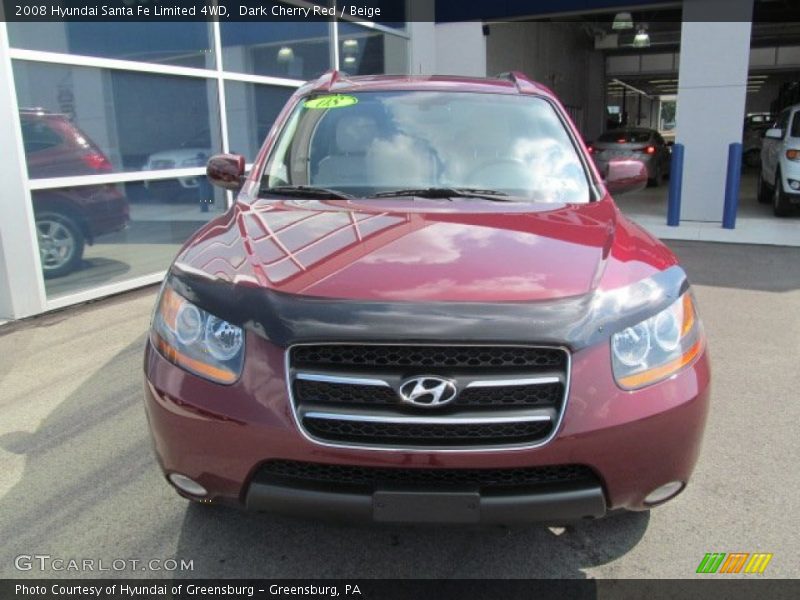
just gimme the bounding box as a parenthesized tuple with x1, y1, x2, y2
(647, 165, 661, 188)
(773, 170, 793, 217)
(35, 211, 85, 278)
(757, 170, 771, 204)
(744, 150, 761, 169)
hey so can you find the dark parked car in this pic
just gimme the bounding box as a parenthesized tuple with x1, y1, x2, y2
(21, 109, 129, 278)
(589, 128, 671, 187)
(144, 72, 710, 524)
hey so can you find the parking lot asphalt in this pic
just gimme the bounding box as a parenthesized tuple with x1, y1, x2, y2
(0, 240, 798, 579)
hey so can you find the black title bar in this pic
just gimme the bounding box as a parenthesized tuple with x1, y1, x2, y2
(1, 0, 407, 22)
(3, 579, 800, 600)
(3, 0, 797, 23)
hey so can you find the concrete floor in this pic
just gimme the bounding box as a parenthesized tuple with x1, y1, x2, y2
(44, 221, 203, 299)
(1, 241, 798, 579)
(615, 170, 781, 220)
(44, 209, 224, 300)
(620, 171, 800, 247)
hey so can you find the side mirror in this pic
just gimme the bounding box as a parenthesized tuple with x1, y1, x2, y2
(206, 153, 246, 191)
(765, 128, 784, 140)
(604, 159, 648, 196)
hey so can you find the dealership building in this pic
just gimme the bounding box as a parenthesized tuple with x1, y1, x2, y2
(0, 0, 798, 321)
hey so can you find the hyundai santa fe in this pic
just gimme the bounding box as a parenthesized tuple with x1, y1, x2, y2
(143, 72, 710, 524)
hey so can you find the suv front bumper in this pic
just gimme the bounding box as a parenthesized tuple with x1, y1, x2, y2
(143, 333, 710, 523)
(246, 480, 606, 524)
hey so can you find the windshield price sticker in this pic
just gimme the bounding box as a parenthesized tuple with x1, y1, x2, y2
(304, 95, 359, 110)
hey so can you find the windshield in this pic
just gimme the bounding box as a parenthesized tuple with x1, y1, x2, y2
(261, 91, 592, 203)
(792, 112, 800, 138)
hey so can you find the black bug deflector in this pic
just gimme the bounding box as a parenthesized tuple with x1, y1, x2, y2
(166, 265, 689, 351)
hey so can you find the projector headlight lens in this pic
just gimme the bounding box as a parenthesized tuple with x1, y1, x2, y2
(611, 292, 703, 390)
(151, 286, 244, 384)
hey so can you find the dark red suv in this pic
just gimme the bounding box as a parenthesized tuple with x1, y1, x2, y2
(143, 72, 710, 524)
(21, 109, 129, 278)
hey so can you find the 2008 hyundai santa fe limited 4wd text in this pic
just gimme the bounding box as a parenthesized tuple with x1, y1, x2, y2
(143, 72, 710, 524)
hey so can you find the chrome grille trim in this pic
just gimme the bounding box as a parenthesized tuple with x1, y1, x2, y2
(294, 372, 563, 390)
(295, 373, 392, 387)
(465, 376, 562, 388)
(303, 411, 554, 425)
(284, 342, 572, 453)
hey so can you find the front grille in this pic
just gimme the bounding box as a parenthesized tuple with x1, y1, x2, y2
(296, 379, 399, 405)
(291, 345, 566, 370)
(304, 416, 553, 446)
(256, 460, 597, 494)
(295, 379, 562, 408)
(457, 383, 562, 407)
(288, 344, 570, 449)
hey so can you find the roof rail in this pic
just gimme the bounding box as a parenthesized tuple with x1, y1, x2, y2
(309, 69, 353, 93)
(495, 71, 544, 95)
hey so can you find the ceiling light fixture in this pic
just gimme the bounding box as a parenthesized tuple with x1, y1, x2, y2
(612, 11, 634, 30)
(277, 46, 294, 62)
(633, 27, 650, 48)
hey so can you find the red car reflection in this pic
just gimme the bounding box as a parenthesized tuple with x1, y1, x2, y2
(21, 109, 129, 278)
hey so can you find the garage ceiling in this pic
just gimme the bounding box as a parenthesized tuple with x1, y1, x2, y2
(530, 1, 800, 98)
(555, 4, 800, 51)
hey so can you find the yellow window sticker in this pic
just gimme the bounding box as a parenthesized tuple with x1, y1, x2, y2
(304, 95, 359, 109)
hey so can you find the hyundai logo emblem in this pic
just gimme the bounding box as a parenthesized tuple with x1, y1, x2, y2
(398, 376, 458, 408)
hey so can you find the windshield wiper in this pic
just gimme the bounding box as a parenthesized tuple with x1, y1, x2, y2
(373, 187, 514, 201)
(259, 185, 353, 200)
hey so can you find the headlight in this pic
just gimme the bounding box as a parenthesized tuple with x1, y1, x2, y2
(150, 286, 244, 384)
(611, 292, 703, 390)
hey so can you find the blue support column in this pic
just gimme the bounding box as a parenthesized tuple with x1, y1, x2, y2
(722, 143, 743, 229)
(667, 144, 685, 227)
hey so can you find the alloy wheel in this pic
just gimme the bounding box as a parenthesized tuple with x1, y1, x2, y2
(37, 218, 76, 271)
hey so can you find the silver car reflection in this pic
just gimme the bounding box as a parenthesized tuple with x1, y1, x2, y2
(590, 128, 672, 188)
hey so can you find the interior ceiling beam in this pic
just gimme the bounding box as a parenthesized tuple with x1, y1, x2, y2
(610, 78, 653, 98)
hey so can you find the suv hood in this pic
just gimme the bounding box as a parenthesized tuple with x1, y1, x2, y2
(174, 197, 667, 303)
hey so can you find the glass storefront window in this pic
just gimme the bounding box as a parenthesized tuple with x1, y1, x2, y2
(34, 179, 227, 299)
(220, 22, 330, 80)
(13, 61, 222, 178)
(225, 82, 296, 161)
(338, 24, 408, 75)
(2, 16, 410, 315)
(7, 22, 214, 69)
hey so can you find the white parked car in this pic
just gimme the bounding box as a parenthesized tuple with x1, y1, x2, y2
(142, 147, 211, 200)
(759, 104, 800, 217)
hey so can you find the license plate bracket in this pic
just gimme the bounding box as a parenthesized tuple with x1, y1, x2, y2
(373, 490, 480, 523)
